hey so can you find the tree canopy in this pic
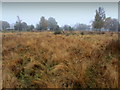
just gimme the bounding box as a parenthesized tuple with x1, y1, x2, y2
(92, 7, 106, 31)
(0, 21, 10, 30)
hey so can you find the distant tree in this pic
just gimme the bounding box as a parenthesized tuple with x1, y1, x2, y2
(92, 7, 106, 31)
(14, 22, 28, 31)
(63, 25, 73, 31)
(63, 25, 69, 30)
(14, 16, 23, 31)
(104, 17, 118, 31)
(36, 24, 40, 30)
(39, 16, 48, 30)
(68, 26, 74, 31)
(48, 17, 58, 31)
(0, 21, 10, 30)
(30, 25, 34, 30)
(56, 25, 60, 30)
(21, 22, 28, 30)
(119, 23, 120, 32)
(74, 23, 90, 30)
(14, 22, 22, 31)
(27, 25, 34, 31)
(58, 27, 63, 31)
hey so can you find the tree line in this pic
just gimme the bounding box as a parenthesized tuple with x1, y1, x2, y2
(92, 7, 118, 32)
(0, 7, 119, 32)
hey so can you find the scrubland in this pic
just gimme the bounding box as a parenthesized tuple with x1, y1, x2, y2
(2, 31, 119, 88)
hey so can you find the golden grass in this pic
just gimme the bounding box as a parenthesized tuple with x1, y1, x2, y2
(2, 31, 119, 88)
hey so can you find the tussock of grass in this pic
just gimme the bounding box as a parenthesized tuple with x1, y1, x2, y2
(2, 31, 118, 88)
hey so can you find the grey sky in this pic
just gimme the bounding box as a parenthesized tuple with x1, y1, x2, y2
(0, 2, 2, 20)
(2, 2, 118, 27)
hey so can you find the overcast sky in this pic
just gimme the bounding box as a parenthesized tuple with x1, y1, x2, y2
(1, 2, 118, 27)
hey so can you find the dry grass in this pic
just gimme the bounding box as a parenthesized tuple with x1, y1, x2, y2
(2, 31, 119, 88)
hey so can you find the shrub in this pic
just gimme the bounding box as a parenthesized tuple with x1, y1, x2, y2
(101, 31, 105, 34)
(80, 32, 84, 35)
(54, 30, 62, 35)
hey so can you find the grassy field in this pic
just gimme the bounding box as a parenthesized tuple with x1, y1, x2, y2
(2, 31, 119, 88)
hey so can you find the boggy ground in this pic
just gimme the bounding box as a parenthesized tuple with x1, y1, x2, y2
(2, 31, 119, 88)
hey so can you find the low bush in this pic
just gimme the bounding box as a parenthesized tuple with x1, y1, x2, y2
(80, 32, 84, 35)
(54, 30, 62, 35)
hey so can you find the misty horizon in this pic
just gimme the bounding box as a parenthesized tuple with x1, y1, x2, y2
(1, 2, 118, 27)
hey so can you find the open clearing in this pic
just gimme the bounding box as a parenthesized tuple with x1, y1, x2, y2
(2, 31, 119, 88)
